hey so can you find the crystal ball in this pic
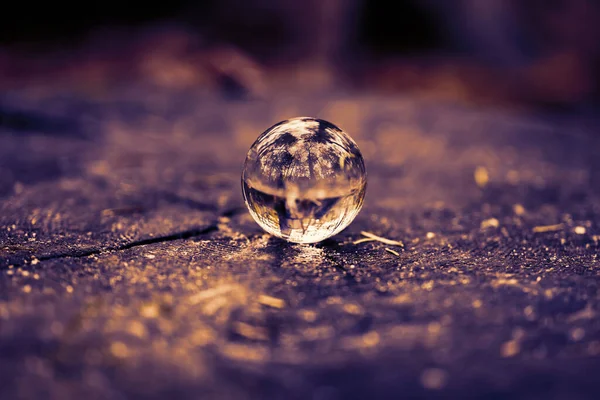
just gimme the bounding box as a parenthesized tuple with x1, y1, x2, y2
(242, 117, 367, 243)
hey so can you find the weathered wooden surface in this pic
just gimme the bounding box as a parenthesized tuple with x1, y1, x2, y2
(1, 87, 600, 399)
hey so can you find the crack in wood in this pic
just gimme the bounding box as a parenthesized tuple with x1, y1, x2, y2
(1, 205, 248, 268)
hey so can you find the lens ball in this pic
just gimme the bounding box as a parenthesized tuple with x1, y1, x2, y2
(242, 117, 367, 243)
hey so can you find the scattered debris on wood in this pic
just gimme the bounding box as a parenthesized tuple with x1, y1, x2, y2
(258, 294, 286, 309)
(481, 218, 500, 229)
(532, 223, 564, 233)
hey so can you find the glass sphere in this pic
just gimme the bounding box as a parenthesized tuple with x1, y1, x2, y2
(242, 117, 367, 243)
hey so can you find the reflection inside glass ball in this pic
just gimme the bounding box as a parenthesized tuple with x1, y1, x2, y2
(242, 117, 367, 243)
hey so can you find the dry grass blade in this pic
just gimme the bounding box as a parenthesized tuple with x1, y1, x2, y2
(352, 238, 378, 244)
(385, 248, 400, 256)
(354, 231, 404, 247)
(360, 231, 404, 246)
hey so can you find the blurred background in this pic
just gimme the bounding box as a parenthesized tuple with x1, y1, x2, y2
(1, 0, 599, 109)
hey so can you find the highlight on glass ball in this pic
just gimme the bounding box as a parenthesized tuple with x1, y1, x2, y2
(242, 117, 367, 244)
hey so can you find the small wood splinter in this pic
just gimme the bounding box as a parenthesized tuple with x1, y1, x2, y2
(353, 231, 404, 247)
